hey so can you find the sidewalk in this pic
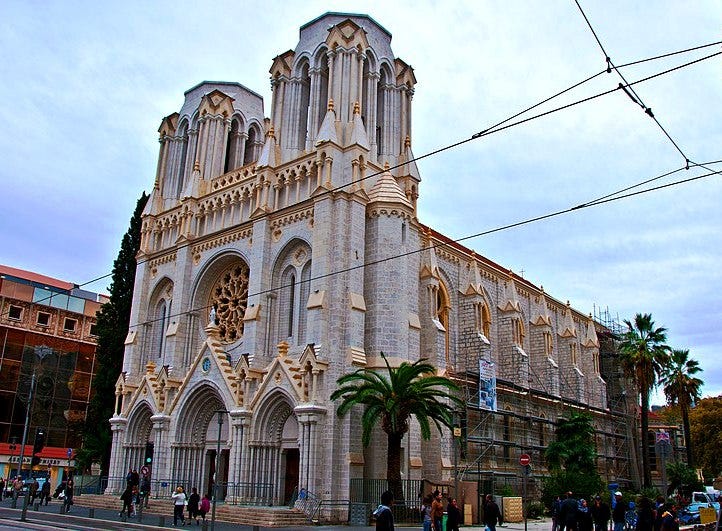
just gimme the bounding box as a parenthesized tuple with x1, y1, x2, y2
(0, 495, 553, 530)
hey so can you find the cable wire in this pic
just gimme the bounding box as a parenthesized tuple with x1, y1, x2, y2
(125, 161, 721, 330)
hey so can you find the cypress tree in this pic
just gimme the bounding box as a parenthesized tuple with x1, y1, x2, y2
(77, 192, 148, 475)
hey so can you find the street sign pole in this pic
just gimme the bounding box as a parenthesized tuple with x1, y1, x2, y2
(519, 454, 531, 531)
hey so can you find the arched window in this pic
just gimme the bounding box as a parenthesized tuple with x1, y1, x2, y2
(176, 121, 189, 198)
(435, 282, 451, 365)
(297, 62, 311, 150)
(544, 331, 553, 357)
(153, 300, 168, 360)
(476, 300, 492, 338)
(224, 118, 241, 173)
(376, 67, 389, 156)
(272, 242, 312, 349)
(244, 126, 259, 166)
(512, 317, 525, 346)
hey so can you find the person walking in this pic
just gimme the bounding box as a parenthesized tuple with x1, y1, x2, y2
(591, 495, 611, 531)
(63, 479, 74, 513)
(188, 487, 200, 525)
(612, 492, 628, 531)
(447, 497, 462, 531)
(578, 499, 593, 531)
(171, 486, 187, 526)
(373, 490, 395, 531)
(636, 497, 655, 531)
(421, 494, 433, 531)
(119, 485, 133, 517)
(560, 492, 579, 531)
(431, 491, 445, 531)
(199, 493, 211, 523)
(484, 494, 502, 531)
(13, 476, 23, 501)
(552, 495, 563, 531)
(40, 479, 51, 506)
(29, 479, 39, 505)
(0, 477, 4, 501)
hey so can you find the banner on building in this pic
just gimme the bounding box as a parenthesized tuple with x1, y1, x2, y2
(479, 359, 497, 411)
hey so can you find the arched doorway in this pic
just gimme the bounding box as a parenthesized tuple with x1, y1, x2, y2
(251, 392, 299, 505)
(173, 385, 228, 498)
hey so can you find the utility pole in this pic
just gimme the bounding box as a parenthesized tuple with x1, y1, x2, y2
(19, 373, 37, 522)
(211, 410, 227, 531)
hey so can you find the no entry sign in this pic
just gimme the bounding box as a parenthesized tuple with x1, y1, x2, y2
(519, 454, 531, 466)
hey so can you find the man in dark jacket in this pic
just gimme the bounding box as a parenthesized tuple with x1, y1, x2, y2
(591, 495, 611, 531)
(612, 492, 628, 531)
(560, 492, 579, 531)
(374, 490, 394, 531)
(485, 494, 502, 531)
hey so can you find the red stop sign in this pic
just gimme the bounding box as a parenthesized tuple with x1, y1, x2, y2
(519, 454, 531, 466)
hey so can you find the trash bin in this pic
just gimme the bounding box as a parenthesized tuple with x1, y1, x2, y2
(443, 513, 448, 531)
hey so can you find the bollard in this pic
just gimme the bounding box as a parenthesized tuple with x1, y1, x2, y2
(158, 515, 165, 527)
(88, 507, 95, 518)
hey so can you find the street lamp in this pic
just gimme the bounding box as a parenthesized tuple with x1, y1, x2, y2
(211, 409, 228, 531)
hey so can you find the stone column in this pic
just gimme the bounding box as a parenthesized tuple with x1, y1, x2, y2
(107, 416, 128, 494)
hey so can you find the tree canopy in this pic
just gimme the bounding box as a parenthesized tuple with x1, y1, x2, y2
(689, 395, 722, 481)
(331, 353, 462, 500)
(619, 312, 669, 488)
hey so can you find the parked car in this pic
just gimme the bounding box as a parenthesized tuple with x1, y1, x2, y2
(688, 491, 720, 515)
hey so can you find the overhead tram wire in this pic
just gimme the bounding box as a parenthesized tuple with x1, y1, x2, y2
(573, 0, 693, 162)
(125, 160, 722, 332)
(8, 41, 721, 319)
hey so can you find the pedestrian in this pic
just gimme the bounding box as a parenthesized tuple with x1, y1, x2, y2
(560, 492, 579, 531)
(421, 494, 433, 531)
(41, 479, 51, 506)
(188, 487, 200, 525)
(591, 495, 611, 531)
(373, 490, 394, 531)
(552, 495, 563, 531)
(0, 477, 4, 501)
(130, 469, 140, 488)
(126, 467, 134, 486)
(140, 474, 151, 507)
(431, 490, 445, 531)
(63, 479, 74, 513)
(29, 479, 39, 504)
(484, 494, 502, 531)
(578, 499, 593, 531)
(171, 486, 187, 526)
(636, 496, 655, 531)
(659, 505, 679, 531)
(653, 497, 665, 531)
(199, 493, 211, 523)
(13, 476, 23, 501)
(119, 485, 133, 517)
(612, 491, 628, 531)
(447, 497, 462, 531)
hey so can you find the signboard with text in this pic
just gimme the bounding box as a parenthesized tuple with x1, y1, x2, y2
(479, 359, 497, 411)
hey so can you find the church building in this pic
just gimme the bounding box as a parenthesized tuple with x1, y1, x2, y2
(108, 12, 634, 508)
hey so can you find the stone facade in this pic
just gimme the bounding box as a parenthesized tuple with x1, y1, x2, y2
(107, 12, 634, 504)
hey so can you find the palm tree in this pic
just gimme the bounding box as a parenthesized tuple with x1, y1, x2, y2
(660, 349, 703, 467)
(618, 313, 669, 489)
(330, 353, 463, 501)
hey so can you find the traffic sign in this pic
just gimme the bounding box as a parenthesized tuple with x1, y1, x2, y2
(141, 466, 149, 475)
(519, 453, 531, 466)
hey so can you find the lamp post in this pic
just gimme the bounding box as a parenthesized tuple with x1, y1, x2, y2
(211, 410, 228, 531)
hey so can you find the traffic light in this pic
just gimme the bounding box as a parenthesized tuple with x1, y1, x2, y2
(144, 442, 154, 465)
(31, 428, 46, 466)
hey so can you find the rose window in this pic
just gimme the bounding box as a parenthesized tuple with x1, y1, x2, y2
(209, 263, 249, 343)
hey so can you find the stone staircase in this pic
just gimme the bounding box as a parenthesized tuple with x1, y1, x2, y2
(73, 495, 312, 527)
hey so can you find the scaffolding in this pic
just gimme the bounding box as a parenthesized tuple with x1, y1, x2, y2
(452, 307, 639, 497)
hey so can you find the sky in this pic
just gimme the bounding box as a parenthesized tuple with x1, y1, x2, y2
(1, 1, 720, 402)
